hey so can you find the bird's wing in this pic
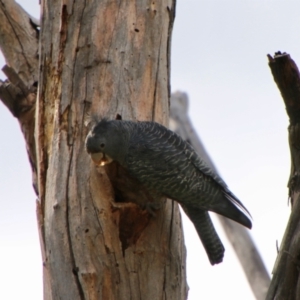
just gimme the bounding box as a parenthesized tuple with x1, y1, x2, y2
(127, 121, 224, 185)
(126, 121, 251, 218)
(177, 126, 252, 217)
(181, 135, 252, 217)
(125, 122, 198, 197)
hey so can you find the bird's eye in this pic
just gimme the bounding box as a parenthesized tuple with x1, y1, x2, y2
(100, 143, 105, 148)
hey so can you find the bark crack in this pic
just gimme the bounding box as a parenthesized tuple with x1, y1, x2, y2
(111, 252, 121, 283)
(166, 2, 176, 101)
(80, 86, 89, 140)
(168, 200, 174, 248)
(152, 32, 162, 121)
(103, 0, 122, 91)
(71, 0, 87, 115)
(89, 183, 105, 240)
(66, 145, 86, 300)
(162, 267, 167, 299)
(136, 269, 142, 299)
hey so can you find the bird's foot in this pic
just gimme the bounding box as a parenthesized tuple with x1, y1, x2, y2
(143, 202, 161, 217)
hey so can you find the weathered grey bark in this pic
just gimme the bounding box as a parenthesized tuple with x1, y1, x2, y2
(266, 52, 300, 300)
(170, 91, 270, 300)
(0, 0, 188, 299)
(0, 0, 39, 191)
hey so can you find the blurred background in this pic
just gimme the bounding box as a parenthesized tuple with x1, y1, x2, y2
(1, 0, 299, 299)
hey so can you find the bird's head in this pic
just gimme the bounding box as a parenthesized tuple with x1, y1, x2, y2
(85, 119, 127, 166)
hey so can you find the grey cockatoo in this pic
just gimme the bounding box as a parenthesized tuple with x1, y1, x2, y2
(85, 119, 252, 265)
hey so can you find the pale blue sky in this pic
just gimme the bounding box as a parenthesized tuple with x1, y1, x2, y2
(1, 0, 299, 299)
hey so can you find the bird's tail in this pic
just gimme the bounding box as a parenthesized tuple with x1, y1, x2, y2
(210, 190, 252, 229)
(181, 204, 225, 265)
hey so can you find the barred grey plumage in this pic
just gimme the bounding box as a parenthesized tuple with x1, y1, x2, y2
(86, 119, 252, 265)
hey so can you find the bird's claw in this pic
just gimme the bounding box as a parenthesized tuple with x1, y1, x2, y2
(143, 202, 161, 217)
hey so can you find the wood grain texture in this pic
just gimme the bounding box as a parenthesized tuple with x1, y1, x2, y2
(36, 0, 188, 299)
(267, 52, 300, 300)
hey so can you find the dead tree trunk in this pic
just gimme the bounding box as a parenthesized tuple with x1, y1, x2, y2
(0, 1, 188, 299)
(266, 52, 300, 300)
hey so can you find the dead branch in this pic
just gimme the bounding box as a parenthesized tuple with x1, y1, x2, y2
(0, 0, 38, 85)
(0, 0, 39, 193)
(170, 91, 270, 300)
(266, 52, 300, 300)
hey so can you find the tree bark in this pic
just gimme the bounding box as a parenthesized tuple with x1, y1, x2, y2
(0, 0, 188, 299)
(266, 52, 300, 300)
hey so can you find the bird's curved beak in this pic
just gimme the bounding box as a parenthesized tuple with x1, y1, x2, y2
(90, 152, 113, 166)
